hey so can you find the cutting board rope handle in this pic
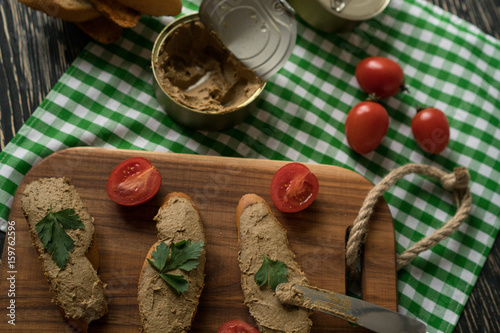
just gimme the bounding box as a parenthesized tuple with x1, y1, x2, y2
(345, 163, 472, 280)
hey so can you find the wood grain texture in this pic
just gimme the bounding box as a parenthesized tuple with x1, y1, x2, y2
(1, 0, 499, 332)
(0, 0, 90, 150)
(0, 147, 397, 332)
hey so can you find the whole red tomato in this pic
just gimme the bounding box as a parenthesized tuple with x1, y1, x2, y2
(218, 320, 259, 333)
(355, 57, 405, 99)
(411, 107, 450, 154)
(345, 101, 389, 154)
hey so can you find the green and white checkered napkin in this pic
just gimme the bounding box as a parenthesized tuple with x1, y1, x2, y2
(1, 0, 499, 331)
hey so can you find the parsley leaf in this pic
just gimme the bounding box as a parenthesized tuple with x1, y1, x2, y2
(160, 273, 190, 294)
(147, 241, 170, 272)
(254, 255, 289, 290)
(35, 207, 85, 270)
(148, 240, 204, 294)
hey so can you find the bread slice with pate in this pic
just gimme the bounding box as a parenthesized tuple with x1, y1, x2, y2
(21, 177, 108, 332)
(138, 192, 206, 333)
(236, 194, 312, 333)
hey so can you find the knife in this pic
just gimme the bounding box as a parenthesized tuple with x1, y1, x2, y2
(275, 283, 427, 333)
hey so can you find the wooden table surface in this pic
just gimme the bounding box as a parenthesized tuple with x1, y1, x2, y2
(1, 0, 499, 332)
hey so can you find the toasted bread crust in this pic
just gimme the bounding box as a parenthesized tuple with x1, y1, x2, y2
(236, 193, 265, 231)
(18, 0, 100, 22)
(76, 15, 123, 44)
(162, 191, 196, 206)
(87, 0, 141, 28)
(18, 0, 183, 43)
(114, 0, 182, 16)
(86, 232, 100, 271)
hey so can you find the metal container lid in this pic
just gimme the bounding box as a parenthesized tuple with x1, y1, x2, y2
(326, 0, 390, 21)
(199, 0, 297, 81)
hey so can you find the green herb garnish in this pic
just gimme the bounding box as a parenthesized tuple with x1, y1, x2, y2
(148, 240, 204, 294)
(254, 255, 289, 290)
(36, 206, 85, 270)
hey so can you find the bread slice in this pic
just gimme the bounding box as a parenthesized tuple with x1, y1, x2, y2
(236, 194, 312, 333)
(114, 0, 182, 16)
(21, 177, 108, 332)
(87, 0, 141, 28)
(138, 192, 206, 333)
(18, 0, 181, 43)
(76, 15, 123, 44)
(18, 0, 100, 22)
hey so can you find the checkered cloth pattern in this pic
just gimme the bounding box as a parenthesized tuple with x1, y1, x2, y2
(1, 0, 499, 331)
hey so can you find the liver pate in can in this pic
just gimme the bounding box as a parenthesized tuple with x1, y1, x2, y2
(152, 14, 266, 131)
(152, 1, 297, 131)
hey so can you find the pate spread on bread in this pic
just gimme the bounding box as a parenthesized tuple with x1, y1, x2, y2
(138, 193, 206, 333)
(237, 194, 312, 333)
(21, 177, 108, 332)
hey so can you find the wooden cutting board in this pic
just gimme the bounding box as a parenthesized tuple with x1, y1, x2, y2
(0, 147, 397, 332)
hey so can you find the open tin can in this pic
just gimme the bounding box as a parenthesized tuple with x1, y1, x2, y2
(289, 0, 391, 33)
(152, 0, 297, 131)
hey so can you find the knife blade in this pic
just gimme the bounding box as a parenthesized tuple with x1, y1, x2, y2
(275, 283, 427, 333)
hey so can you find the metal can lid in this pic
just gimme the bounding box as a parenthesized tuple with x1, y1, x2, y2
(199, 0, 297, 81)
(327, 0, 391, 21)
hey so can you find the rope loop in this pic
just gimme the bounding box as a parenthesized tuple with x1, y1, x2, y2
(345, 163, 472, 281)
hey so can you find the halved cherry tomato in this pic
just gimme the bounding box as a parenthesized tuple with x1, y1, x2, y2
(345, 101, 389, 154)
(355, 56, 405, 99)
(106, 157, 162, 206)
(218, 320, 259, 333)
(270, 163, 319, 213)
(411, 107, 450, 154)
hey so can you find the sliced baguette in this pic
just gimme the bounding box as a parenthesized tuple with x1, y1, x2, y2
(138, 192, 206, 333)
(87, 0, 141, 28)
(114, 0, 182, 16)
(236, 194, 312, 333)
(17, 0, 179, 44)
(18, 0, 100, 22)
(76, 15, 123, 44)
(21, 177, 108, 333)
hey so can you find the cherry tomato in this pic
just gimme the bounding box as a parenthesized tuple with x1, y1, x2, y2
(270, 163, 319, 213)
(218, 320, 259, 333)
(411, 107, 450, 154)
(106, 157, 162, 206)
(355, 57, 405, 99)
(345, 101, 389, 154)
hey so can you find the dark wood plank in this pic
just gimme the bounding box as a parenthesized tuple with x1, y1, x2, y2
(455, 235, 500, 333)
(428, 0, 500, 40)
(0, 0, 90, 150)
